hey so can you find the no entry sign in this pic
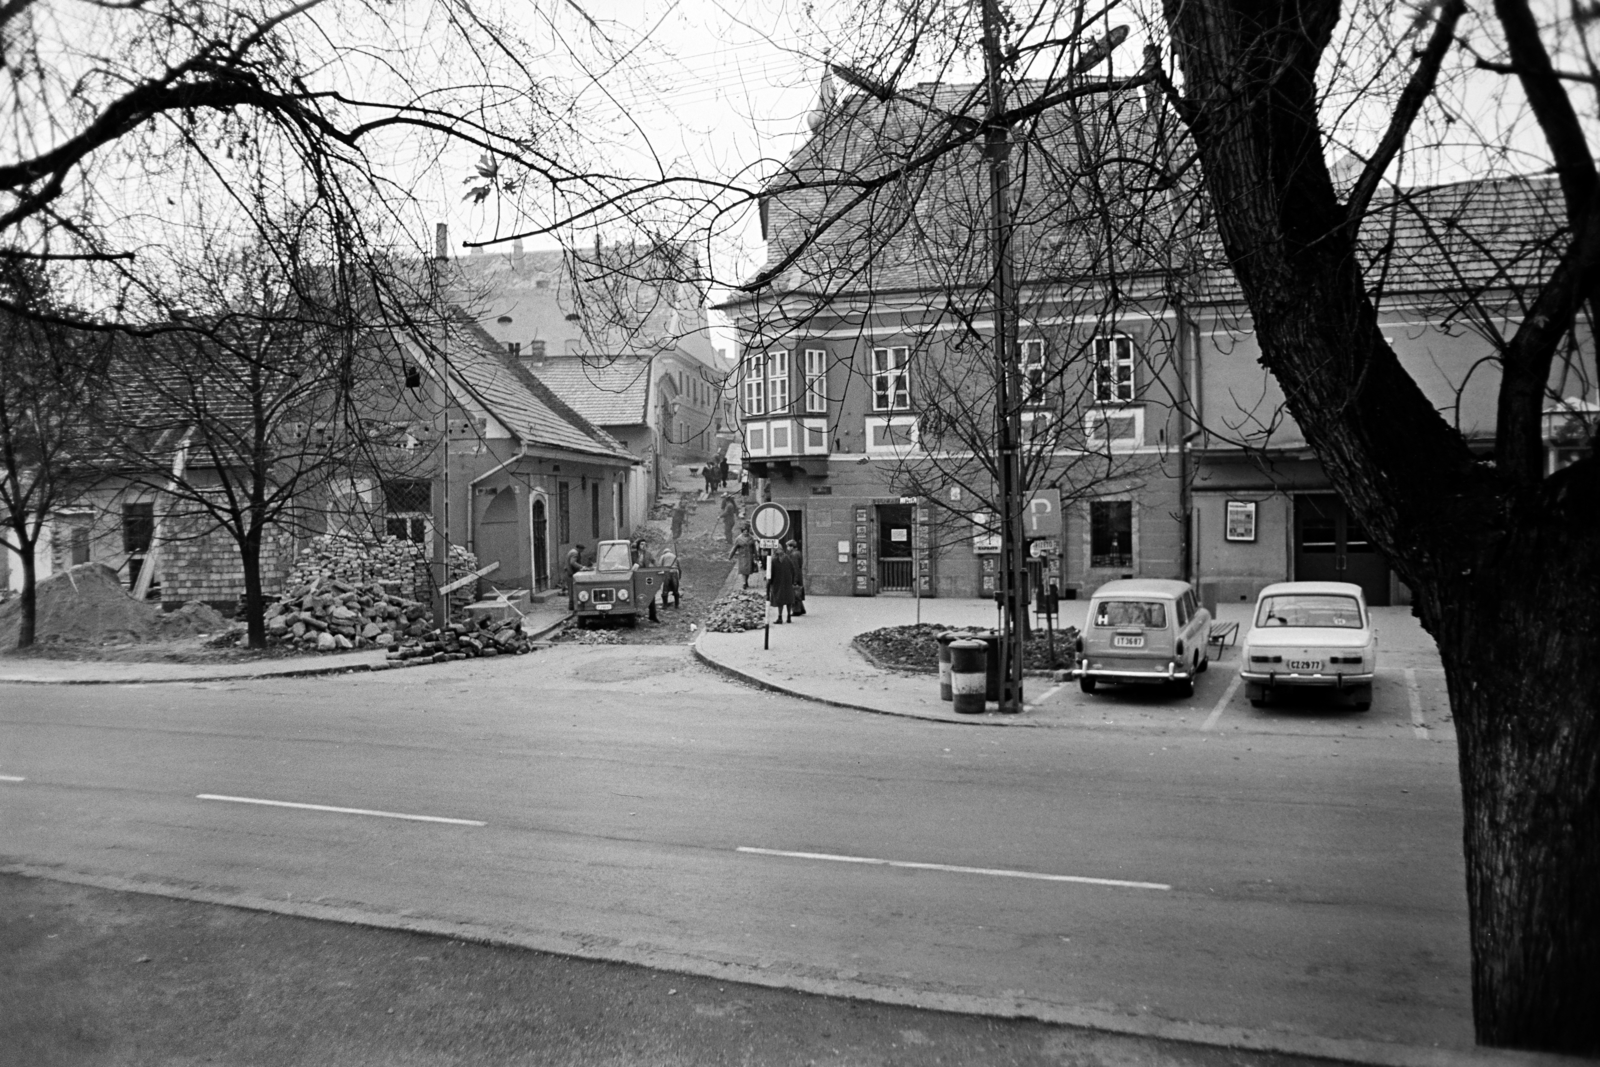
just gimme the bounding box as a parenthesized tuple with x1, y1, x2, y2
(750, 502, 791, 542)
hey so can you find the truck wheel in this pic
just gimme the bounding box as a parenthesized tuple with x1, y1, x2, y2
(1079, 677, 1097, 694)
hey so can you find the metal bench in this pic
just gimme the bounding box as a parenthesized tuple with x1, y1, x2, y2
(1208, 621, 1240, 650)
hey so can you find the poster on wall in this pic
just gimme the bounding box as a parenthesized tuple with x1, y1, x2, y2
(1225, 499, 1258, 543)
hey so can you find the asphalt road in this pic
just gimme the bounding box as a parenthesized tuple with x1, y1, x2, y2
(0, 645, 1473, 1060)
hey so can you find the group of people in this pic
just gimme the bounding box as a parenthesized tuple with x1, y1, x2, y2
(701, 454, 731, 496)
(728, 526, 805, 623)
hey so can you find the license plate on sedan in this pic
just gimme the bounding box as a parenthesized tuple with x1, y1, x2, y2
(1113, 635, 1145, 648)
(1286, 659, 1321, 671)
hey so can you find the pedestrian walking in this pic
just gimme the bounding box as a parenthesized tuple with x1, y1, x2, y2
(767, 543, 795, 623)
(739, 467, 750, 498)
(785, 539, 806, 616)
(720, 493, 738, 544)
(670, 497, 687, 547)
(717, 454, 729, 489)
(703, 464, 715, 497)
(730, 524, 756, 588)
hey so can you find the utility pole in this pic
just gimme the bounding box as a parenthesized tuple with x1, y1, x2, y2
(980, 0, 1027, 713)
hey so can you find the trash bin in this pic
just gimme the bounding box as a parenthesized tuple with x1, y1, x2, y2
(949, 639, 987, 714)
(968, 629, 1003, 701)
(936, 631, 973, 701)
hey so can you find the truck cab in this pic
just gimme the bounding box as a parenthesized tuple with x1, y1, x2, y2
(572, 539, 664, 627)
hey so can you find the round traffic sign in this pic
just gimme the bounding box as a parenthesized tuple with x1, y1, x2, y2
(750, 502, 790, 541)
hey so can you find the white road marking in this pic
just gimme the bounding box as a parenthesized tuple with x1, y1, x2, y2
(0, 774, 25, 782)
(1405, 669, 1429, 739)
(1202, 671, 1243, 732)
(1027, 682, 1066, 709)
(197, 794, 485, 826)
(736, 846, 1170, 891)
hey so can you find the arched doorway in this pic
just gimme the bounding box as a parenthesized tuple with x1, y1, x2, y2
(479, 488, 528, 591)
(530, 496, 550, 592)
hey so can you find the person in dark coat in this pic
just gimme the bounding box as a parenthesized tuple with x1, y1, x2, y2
(785, 539, 805, 616)
(730, 525, 756, 588)
(767, 544, 796, 623)
(670, 498, 687, 547)
(717, 455, 729, 489)
(720, 494, 738, 544)
(565, 543, 587, 610)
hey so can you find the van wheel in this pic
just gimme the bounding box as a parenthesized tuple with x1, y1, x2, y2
(1197, 652, 1209, 674)
(1173, 676, 1194, 698)
(1079, 677, 1097, 694)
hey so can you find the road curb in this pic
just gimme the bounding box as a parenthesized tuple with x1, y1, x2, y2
(3, 863, 1574, 1067)
(690, 635, 1040, 727)
(0, 612, 574, 686)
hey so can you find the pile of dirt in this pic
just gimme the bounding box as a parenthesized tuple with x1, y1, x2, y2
(0, 564, 225, 649)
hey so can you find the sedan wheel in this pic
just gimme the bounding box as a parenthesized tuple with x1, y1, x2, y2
(1079, 677, 1097, 694)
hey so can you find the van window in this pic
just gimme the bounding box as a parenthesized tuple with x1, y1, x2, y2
(1174, 595, 1189, 626)
(1095, 600, 1168, 628)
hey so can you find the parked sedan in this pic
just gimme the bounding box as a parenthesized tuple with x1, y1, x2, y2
(1241, 581, 1377, 710)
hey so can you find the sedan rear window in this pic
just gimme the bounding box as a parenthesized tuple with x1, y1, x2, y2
(1094, 600, 1168, 628)
(1256, 594, 1363, 628)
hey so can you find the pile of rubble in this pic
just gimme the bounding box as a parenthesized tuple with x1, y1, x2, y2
(384, 616, 536, 664)
(264, 579, 427, 651)
(701, 589, 768, 633)
(281, 534, 479, 617)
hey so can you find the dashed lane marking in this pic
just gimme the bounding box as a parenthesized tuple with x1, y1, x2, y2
(1202, 671, 1243, 732)
(1405, 669, 1429, 740)
(0, 774, 25, 782)
(736, 846, 1170, 891)
(197, 794, 485, 826)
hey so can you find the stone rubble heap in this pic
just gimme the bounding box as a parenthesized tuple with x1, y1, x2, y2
(384, 616, 536, 665)
(284, 534, 425, 590)
(264, 578, 428, 651)
(701, 589, 768, 633)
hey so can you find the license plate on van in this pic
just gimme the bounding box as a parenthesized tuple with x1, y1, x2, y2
(1113, 635, 1145, 648)
(1287, 659, 1320, 671)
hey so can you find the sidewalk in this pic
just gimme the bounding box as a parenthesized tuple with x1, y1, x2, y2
(0, 598, 572, 685)
(693, 595, 1443, 726)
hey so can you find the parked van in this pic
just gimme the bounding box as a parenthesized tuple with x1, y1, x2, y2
(1073, 579, 1211, 697)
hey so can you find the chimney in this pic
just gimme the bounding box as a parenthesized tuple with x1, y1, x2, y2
(513, 238, 524, 256)
(435, 222, 448, 261)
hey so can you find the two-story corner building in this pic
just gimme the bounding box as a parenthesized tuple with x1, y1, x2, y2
(719, 75, 1206, 600)
(1188, 174, 1597, 610)
(442, 231, 724, 516)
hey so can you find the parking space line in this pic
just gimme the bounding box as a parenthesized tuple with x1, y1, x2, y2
(736, 846, 1171, 890)
(1202, 671, 1243, 732)
(1405, 669, 1429, 740)
(197, 794, 485, 826)
(0, 774, 25, 782)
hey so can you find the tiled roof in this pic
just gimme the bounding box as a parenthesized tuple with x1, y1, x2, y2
(436, 317, 635, 461)
(742, 79, 1193, 303)
(528, 357, 652, 427)
(1185, 174, 1568, 305)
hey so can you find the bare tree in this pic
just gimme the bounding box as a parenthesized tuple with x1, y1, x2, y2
(0, 260, 110, 647)
(1159, 0, 1600, 1050)
(101, 212, 433, 648)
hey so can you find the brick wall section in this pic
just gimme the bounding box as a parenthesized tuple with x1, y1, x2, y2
(159, 524, 295, 608)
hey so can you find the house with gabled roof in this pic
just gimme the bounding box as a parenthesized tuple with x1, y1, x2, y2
(442, 233, 730, 518)
(398, 315, 639, 596)
(1189, 174, 1597, 609)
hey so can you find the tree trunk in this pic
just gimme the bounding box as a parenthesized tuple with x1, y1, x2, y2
(16, 544, 36, 649)
(1436, 537, 1600, 1052)
(240, 530, 267, 650)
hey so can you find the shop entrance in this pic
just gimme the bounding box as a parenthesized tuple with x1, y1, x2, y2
(876, 503, 914, 592)
(1294, 494, 1390, 605)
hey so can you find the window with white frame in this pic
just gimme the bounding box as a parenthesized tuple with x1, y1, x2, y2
(865, 414, 919, 453)
(1093, 335, 1136, 403)
(871, 346, 910, 411)
(1085, 407, 1144, 447)
(1018, 338, 1046, 405)
(741, 352, 765, 416)
(767, 349, 789, 413)
(804, 348, 827, 413)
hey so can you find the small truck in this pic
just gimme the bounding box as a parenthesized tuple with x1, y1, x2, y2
(572, 539, 670, 628)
